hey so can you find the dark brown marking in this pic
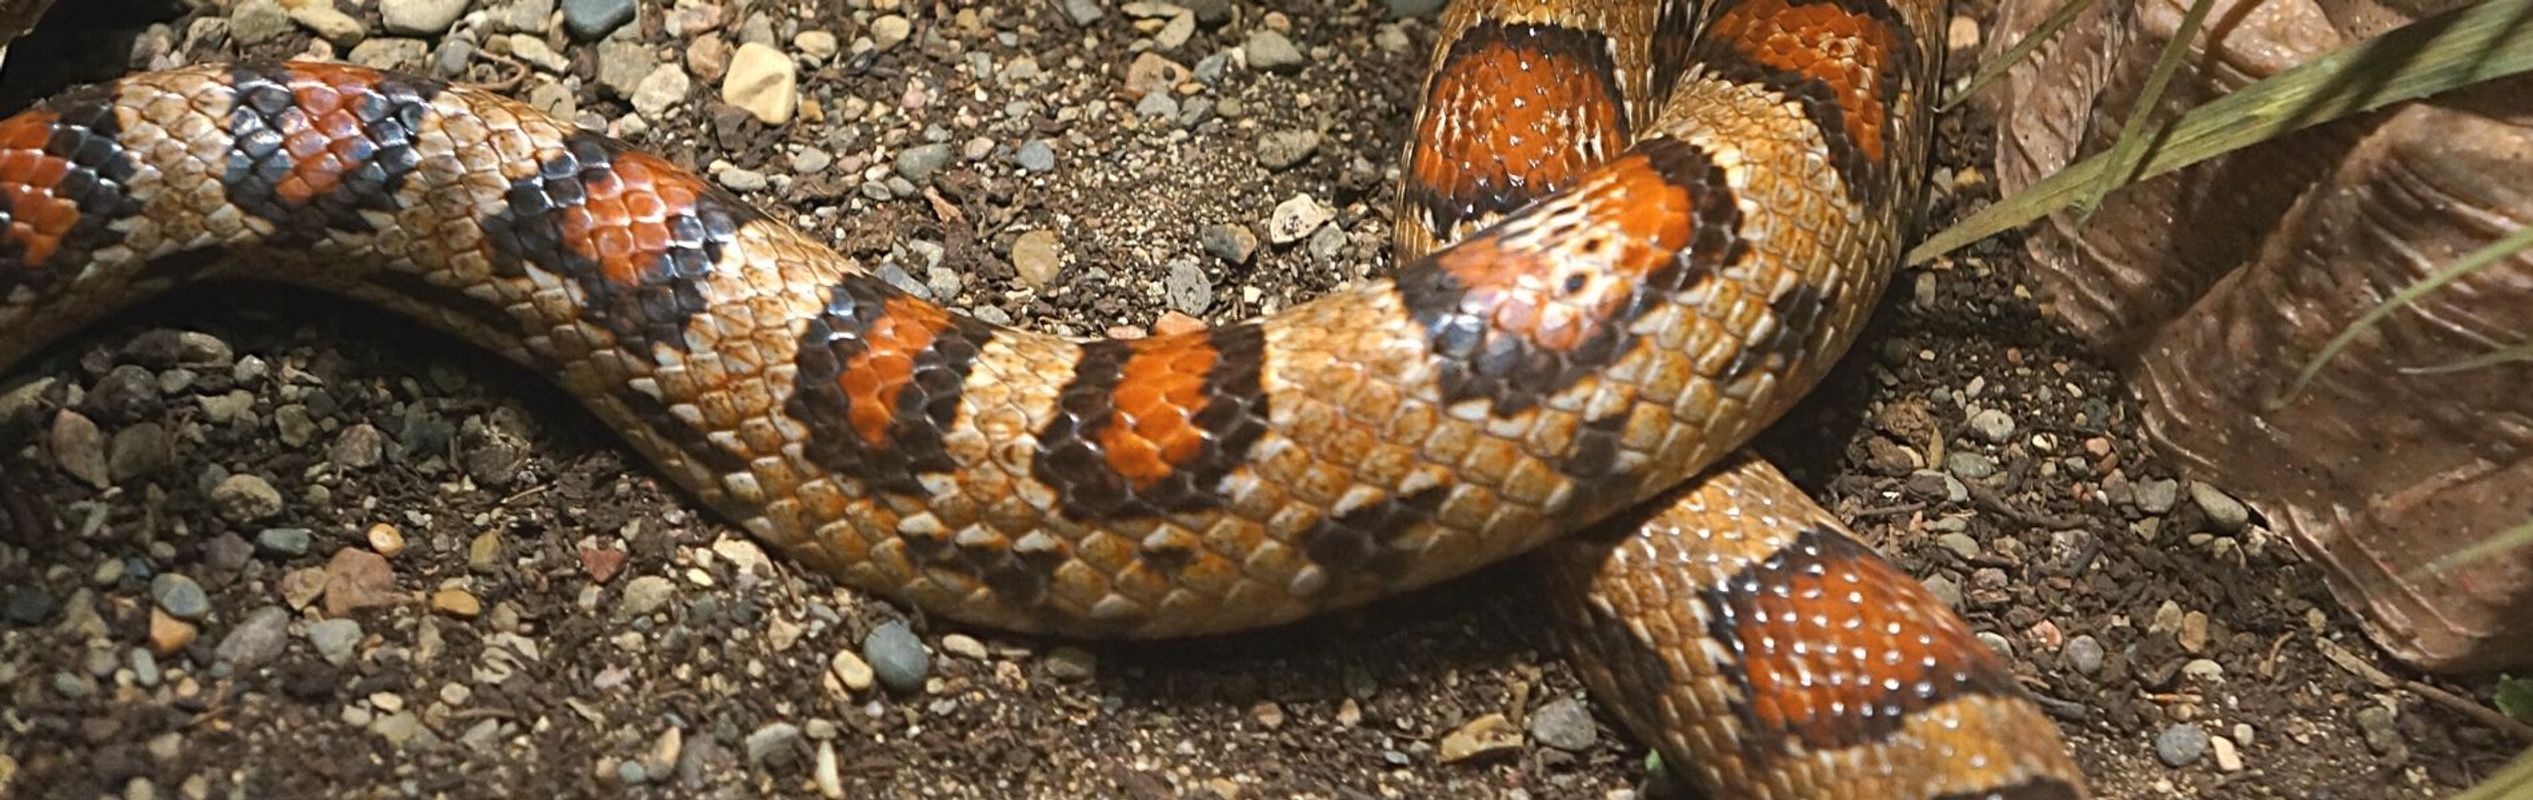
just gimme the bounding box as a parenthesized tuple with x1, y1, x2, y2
(222, 61, 441, 237)
(1696, 0, 1925, 202)
(1401, 136, 1743, 415)
(1403, 21, 1630, 243)
(1723, 280, 1835, 383)
(482, 131, 753, 358)
(1698, 525, 2023, 755)
(788, 274, 994, 495)
(1299, 485, 1447, 587)
(1034, 323, 1269, 520)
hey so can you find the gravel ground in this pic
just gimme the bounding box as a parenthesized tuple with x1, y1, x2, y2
(0, 0, 2523, 798)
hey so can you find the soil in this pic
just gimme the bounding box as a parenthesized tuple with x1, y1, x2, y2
(0, 0, 2522, 798)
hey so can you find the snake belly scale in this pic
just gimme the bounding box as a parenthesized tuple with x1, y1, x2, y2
(0, 0, 2085, 796)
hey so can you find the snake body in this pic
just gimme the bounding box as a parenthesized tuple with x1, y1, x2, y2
(0, 0, 2084, 796)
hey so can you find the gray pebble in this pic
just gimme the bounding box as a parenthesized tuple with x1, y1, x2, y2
(150, 574, 209, 621)
(1306, 224, 1347, 261)
(131, 648, 160, 687)
(617, 760, 649, 785)
(229, 0, 292, 45)
(562, 0, 636, 40)
(972, 306, 1014, 326)
(1153, 12, 1196, 50)
(2355, 705, 2402, 753)
(1388, 0, 1447, 16)
(876, 262, 929, 300)
(925, 268, 964, 301)
(51, 411, 109, 488)
(211, 474, 284, 523)
(743, 721, 803, 765)
(1200, 223, 1259, 264)
(255, 528, 312, 557)
(1945, 451, 1997, 480)
(2063, 634, 2104, 675)
(1015, 139, 1057, 172)
(1062, 0, 1104, 26)
(1134, 92, 1180, 119)
(1934, 532, 1981, 561)
(2156, 723, 2208, 767)
(216, 606, 292, 669)
(1923, 574, 1962, 609)
(1244, 30, 1307, 72)
(275, 404, 315, 446)
(1044, 645, 1097, 681)
(1966, 407, 2015, 444)
(1527, 697, 1597, 752)
(380, 0, 466, 35)
(108, 421, 171, 483)
(620, 575, 675, 617)
(1187, 0, 1231, 25)
(2188, 481, 2249, 532)
(1257, 129, 1320, 170)
(1193, 52, 1230, 84)
(2134, 478, 2180, 514)
(862, 621, 930, 693)
(331, 424, 388, 470)
(431, 40, 475, 80)
(717, 167, 768, 192)
(1268, 194, 1333, 244)
(5, 586, 54, 625)
(789, 148, 832, 175)
(1164, 259, 1213, 315)
(306, 618, 363, 666)
(894, 144, 955, 183)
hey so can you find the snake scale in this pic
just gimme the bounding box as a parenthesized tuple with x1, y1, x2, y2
(0, 0, 2085, 795)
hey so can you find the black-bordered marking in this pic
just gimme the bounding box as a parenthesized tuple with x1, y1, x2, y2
(222, 61, 441, 239)
(787, 273, 996, 495)
(1402, 20, 1630, 244)
(1031, 322, 1270, 520)
(1693, 0, 1928, 204)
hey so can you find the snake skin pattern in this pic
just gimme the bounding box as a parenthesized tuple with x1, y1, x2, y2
(0, 0, 2084, 796)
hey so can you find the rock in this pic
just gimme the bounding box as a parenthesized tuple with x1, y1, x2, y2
(1924, 573, 1962, 609)
(2134, 478, 2180, 514)
(1256, 129, 1320, 170)
(1015, 139, 1056, 172)
(2181, 658, 2224, 682)
(430, 588, 483, 619)
(380, 0, 467, 35)
(794, 30, 837, 60)
(321, 548, 398, 617)
(2063, 634, 2104, 675)
(2156, 723, 2208, 767)
(1934, 533, 1981, 561)
(870, 14, 911, 51)
(1153, 11, 1196, 50)
(1133, 92, 1180, 119)
(862, 621, 929, 693)
(829, 649, 874, 692)
(1268, 194, 1333, 244)
(216, 606, 292, 669)
(1438, 713, 1521, 763)
(620, 575, 676, 616)
(2189, 481, 2250, 532)
(1044, 646, 1097, 681)
(150, 574, 209, 621)
(1966, 408, 2016, 444)
(2355, 705, 2402, 753)
(50, 411, 109, 489)
(717, 167, 767, 192)
(147, 609, 197, 655)
(1123, 52, 1188, 100)
(211, 474, 284, 523)
(1153, 311, 1206, 336)
(1388, 0, 1445, 16)
(2179, 610, 2210, 653)
(4, 586, 53, 625)
(286, 0, 365, 47)
(256, 528, 312, 557)
(1062, 0, 1103, 26)
(1244, 30, 1307, 72)
(107, 421, 171, 482)
(229, 0, 292, 45)
(562, 0, 636, 40)
(2211, 733, 2243, 772)
(894, 143, 954, 183)
(1199, 223, 1258, 264)
(1527, 698, 1597, 752)
(633, 64, 691, 117)
(1164, 259, 1213, 315)
(744, 722, 802, 766)
(721, 43, 797, 125)
(940, 633, 987, 660)
(1009, 230, 1064, 288)
(306, 618, 362, 665)
(1945, 451, 1998, 480)
(330, 424, 386, 470)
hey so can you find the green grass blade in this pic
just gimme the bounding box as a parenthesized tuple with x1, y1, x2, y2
(2406, 340, 2533, 374)
(2410, 518, 2533, 578)
(1940, 0, 2098, 112)
(2073, 0, 2219, 220)
(2272, 223, 2533, 409)
(1909, 0, 2533, 266)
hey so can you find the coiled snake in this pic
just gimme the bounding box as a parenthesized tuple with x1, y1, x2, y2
(0, 0, 2085, 795)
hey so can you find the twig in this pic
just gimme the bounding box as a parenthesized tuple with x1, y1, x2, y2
(2406, 680, 2533, 745)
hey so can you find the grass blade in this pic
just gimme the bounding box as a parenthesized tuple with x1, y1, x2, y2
(1941, 0, 2098, 112)
(2271, 223, 2533, 408)
(2072, 0, 2218, 219)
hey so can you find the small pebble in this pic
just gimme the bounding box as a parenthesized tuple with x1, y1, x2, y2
(742, 722, 802, 766)
(2134, 478, 2180, 514)
(211, 474, 284, 523)
(1527, 697, 1597, 752)
(1268, 194, 1333, 244)
(307, 618, 363, 666)
(1044, 646, 1097, 681)
(2156, 723, 2208, 767)
(1009, 230, 1064, 288)
(2189, 481, 2250, 532)
(431, 588, 483, 619)
(147, 609, 196, 655)
(940, 633, 988, 660)
(1257, 129, 1321, 170)
(829, 649, 875, 692)
(1200, 223, 1259, 264)
(863, 621, 930, 693)
(255, 528, 312, 557)
(216, 606, 292, 668)
(1438, 713, 1521, 763)
(894, 143, 954, 183)
(150, 574, 209, 621)
(1015, 139, 1057, 172)
(1965, 408, 2015, 444)
(1243, 30, 1307, 72)
(563, 0, 637, 40)
(620, 576, 675, 616)
(2063, 634, 2104, 675)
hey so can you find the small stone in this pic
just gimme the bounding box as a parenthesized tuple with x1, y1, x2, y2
(633, 65, 691, 118)
(2355, 705, 2402, 753)
(229, 0, 292, 45)
(2134, 478, 2180, 514)
(1153, 11, 1196, 49)
(2156, 723, 2208, 767)
(1153, 311, 1207, 336)
(1063, 0, 1104, 26)
(1965, 408, 2015, 444)
(940, 633, 987, 660)
(2181, 658, 2224, 682)
(743, 722, 802, 766)
(794, 30, 837, 60)
(366, 524, 406, 557)
(1199, 223, 1259, 264)
(1014, 139, 1056, 172)
(255, 528, 313, 557)
(147, 609, 197, 656)
(50, 411, 109, 488)
(321, 549, 398, 617)
(1243, 30, 1307, 72)
(330, 424, 386, 470)
(562, 0, 636, 40)
(211, 474, 284, 523)
(216, 606, 292, 668)
(870, 15, 912, 51)
(829, 649, 875, 691)
(620, 575, 676, 616)
(1010, 230, 1064, 288)
(1945, 451, 1998, 480)
(1527, 698, 1597, 752)
(894, 143, 954, 183)
(1438, 713, 1521, 763)
(1123, 52, 1188, 99)
(1934, 532, 1981, 561)
(151, 574, 210, 621)
(1164, 259, 1213, 315)
(1044, 646, 1096, 681)
(108, 422, 172, 482)
(2179, 611, 2210, 653)
(1924, 574, 1962, 609)
(431, 588, 483, 619)
(2189, 482, 2249, 532)
(717, 167, 767, 192)
(468, 532, 503, 572)
(1133, 92, 1179, 119)
(286, 1, 366, 46)
(1256, 129, 1320, 170)
(306, 618, 362, 666)
(790, 148, 833, 174)
(4, 586, 53, 625)
(2063, 634, 2104, 675)
(862, 621, 930, 693)
(1268, 194, 1333, 244)
(1947, 15, 1982, 51)
(381, 0, 467, 35)
(722, 43, 798, 125)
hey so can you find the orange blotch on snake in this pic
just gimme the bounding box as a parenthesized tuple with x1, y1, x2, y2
(1099, 333, 1222, 488)
(552, 149, 710, 289)
(835, 296, 955, 446)
(0, 110, 81, 266)
(1406, 22, 1627, 235)
(1429, 151, 1695, 355)
(1705, 0, 1907, 164)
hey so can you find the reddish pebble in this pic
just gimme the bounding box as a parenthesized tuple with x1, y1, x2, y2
(582, 547, 628, 583)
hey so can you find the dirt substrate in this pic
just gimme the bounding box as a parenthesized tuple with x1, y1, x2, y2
(0, 1, 2522, 798)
